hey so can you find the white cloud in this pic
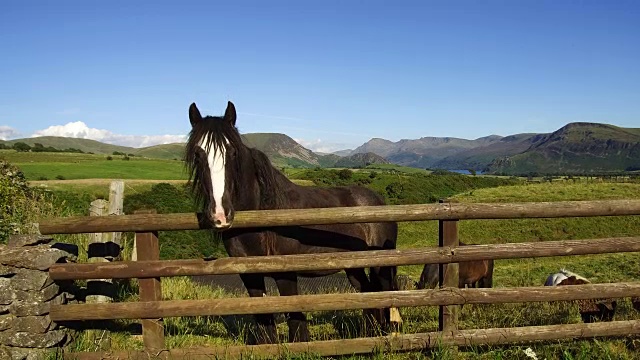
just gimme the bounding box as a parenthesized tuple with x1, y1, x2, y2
(0, 126, 20, 140)
(295, 138, 353, 154)
(31, 121, 186, 148)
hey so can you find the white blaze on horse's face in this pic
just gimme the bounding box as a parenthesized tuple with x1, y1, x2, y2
(197, 134, 230, 228)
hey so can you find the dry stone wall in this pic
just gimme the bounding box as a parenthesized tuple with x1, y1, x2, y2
(0, 234, 77, 360)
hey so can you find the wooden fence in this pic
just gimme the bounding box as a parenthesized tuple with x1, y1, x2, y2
(42, 199, 640, 359)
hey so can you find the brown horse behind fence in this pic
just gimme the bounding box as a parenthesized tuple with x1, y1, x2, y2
(545, 269, 617, 323)
(416, 241, 494, 289)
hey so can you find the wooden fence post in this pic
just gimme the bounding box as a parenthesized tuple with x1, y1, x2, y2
(134, 209, 165, 352)
(438, 199, 459, 334)
(85, 180, 124, 349)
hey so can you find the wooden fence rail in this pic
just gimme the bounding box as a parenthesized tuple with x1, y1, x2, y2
(49, 236, 640, 280)
(64, 320, 640, 360)
(51, 282, 640, 322)
(39, 199, 640, 234)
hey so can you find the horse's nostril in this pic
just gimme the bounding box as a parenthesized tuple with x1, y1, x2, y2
(214, 219, 222, 226)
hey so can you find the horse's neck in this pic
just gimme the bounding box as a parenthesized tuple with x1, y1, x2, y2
(236, 151, 295, 210)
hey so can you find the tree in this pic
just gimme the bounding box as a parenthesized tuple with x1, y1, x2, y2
(31, 143, 46, 152)
(12, 142, 31, 152)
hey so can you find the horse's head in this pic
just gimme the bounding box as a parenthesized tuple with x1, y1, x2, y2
(185, 101, 243, 229)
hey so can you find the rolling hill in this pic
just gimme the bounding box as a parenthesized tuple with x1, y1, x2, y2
(0, 136, 137, 155)
(484, 123, 640, 175)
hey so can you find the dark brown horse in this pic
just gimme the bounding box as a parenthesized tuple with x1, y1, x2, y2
(184, 101, 398, 344)
(416, 242, 494, 289)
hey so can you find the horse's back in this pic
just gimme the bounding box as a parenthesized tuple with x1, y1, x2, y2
(300, 184, 397, 249)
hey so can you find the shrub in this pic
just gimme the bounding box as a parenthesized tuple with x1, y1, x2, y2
(106, 156, 113, 160)
(0, 161, 56, 242)
(55, 175, 65, 180)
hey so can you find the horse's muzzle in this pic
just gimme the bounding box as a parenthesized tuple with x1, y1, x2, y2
(211, 211, 234, 229)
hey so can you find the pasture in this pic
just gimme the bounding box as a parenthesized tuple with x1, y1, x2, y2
(0, 150, 188, 181)
(53, 180, 640, 360)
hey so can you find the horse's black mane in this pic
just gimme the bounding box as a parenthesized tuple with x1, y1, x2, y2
(184, 116, 287, 210)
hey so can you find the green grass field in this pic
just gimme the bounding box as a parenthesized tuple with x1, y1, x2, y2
(54, 181, 640, 359)
(1, 150, 188, 181)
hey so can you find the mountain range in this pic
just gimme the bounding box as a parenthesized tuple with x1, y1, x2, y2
(1, 122, 638, 174)
(342, 122, 639, 174)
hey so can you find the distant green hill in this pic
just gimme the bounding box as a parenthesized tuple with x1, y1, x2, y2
(135, 143, 185, 160)
(333, 152, 390, 168)
(484, 123, 640, 175)
(1, 136, 136, 154)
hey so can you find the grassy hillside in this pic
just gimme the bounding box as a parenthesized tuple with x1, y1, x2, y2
(134, 143, 185, 160)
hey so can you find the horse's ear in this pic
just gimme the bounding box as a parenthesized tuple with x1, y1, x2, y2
(189, 103, 203, 127)
(224, 101, 237, 126)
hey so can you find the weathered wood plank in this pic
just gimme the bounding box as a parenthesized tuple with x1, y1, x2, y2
(39, 199, 640, 234)
(50, 282, 640, 321)
(135, 229, 165, 351)
(49, 236, 640, 280)
(63, 319, 640, 359)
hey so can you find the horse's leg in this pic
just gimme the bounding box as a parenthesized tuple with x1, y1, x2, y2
(370, 265, 400, 331)
(239, 273, 278, 344)
(345, 268, 378, 334)
(478, 260, 494, 288)
(273, 272, 309, 342)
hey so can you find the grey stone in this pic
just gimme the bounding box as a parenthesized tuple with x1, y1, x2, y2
(11, 269, 52, 291)
(12, 283, 60, 303)
(0, 305, 9, 314)
(0, 278, 12, 305)
(0, 247, 76, 271)
(0, 265, 16, 277)
(7, 235, 53, 248)
(0, 346, 11, 359)
(0, 313, 14, 331)
(9, 301, 49, 317)
(12, 315, 51, 333)
(9, 347, 54, 360)
(0, 329, 66, 348)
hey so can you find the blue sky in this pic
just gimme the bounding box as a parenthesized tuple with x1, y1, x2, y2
(1, 0, 639, 152)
